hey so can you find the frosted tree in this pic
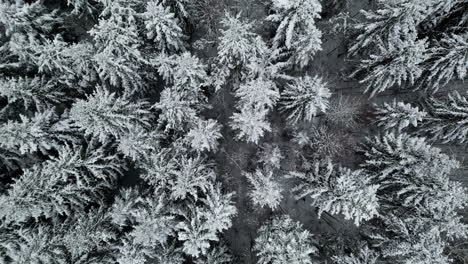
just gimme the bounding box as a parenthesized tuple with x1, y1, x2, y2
(153, 86, 202, 132)
(66, 0, 95, 14)
(349, 0, 436, 55)
(142, 1, 185, 52)
(374, 100, 427, 131)
(168, 155, 215, 201)
(217, 13, 266, 67)
(280, 76, 331, 123)
(0, 166, 100, 223)
(258, 143, 284, 169)
(230, 106, 271, 144)
(376, 217, 453, 264)
(423, 91, 468, 143)
(254, 215, 318, 264)
(0, 225, 68, 264)
(140, 152, 215, 201)
(153, 52, 207, 88)
(0, 76, 66, 111)
(200, 183, 237, 234)
(353, 38, 428, 96)
(0, 145, 124, 223)
(117, 129, 162, 162)
(362, 132, 459, 180)
(0, 1, 59, 47)
(244, 169, 283, 209)
(194, 244, 233, 264)
(0, 109, 74, 154)
(176, 207, 218, 258)
(333, 246, 379, 264)
(186, 119, 222, 152)
(60, 209, 119, 264)
(68, 87, 152, 143)
(287, 159, 380, 226)
(214, 13, 267, 89)
(267, 0, 322, 68)
(420, 34, 468, 91)
(234, 79, 280, 110)
(89, 1, 145, 93)
(111, 190, 176, 247)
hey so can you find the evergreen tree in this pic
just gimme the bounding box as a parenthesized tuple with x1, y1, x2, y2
(258, 143, 283, 169)
(230, 106, 271, 144)
(353, 37, 428, 96)
(0, 225, 68, 264)
(234, 78, 280, 110)
(0, 109, 74, 154)
(153, 86, 202, 132)
(0, 144, 124, 223)
(194, 244, 233, 264)
(142, 1, 186, 52)
(374, 100, 427, 131)
(68, 87, 152, 143)
(217, 13, 266, 68)
(153, 52, 208, 89)
(254, 215, 318, 264)
(280, 76, 331, 123)
(349, 0, 436, 55)
(287, 159, 380, 226)
(420, 34, 468, 91)
(0, 77, 66, 111)
(333, 246, 379, 264)
(244, 168, 283, 209)
(267, 0, 322, 68)
(186, 119, 223, 152)
(89, 0, 145, 93)
(362, 132, 459, 180)
(423, 91, 468, 143)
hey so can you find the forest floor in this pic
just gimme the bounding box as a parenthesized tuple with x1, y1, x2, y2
(195, 0, 468, 263)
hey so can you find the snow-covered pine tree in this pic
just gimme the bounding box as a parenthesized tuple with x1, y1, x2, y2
(200, 183, 237, 234)
(362, 132, 468, 239)
(349, 0, 436, 55)
(140, 151, 215, 201)
(89, 0, 145, 93)
(333, 246, 379, 264)
(374, 100, 427, 131)
(0, 77, 66, 111)
(234, 78, 280, 111)
(176, 206, 218, 258)
(111, 190, 176, 247)
(419, 34, 468, 91)
(153, 52, 208, 89)
(186, 119, 223, 152)
(244, 168, 283, 209)
(362, 132, 459, 180)
(267, 0, 322, 68)
(353, 37, 428, 96)
(0, 109, 74, 154)
(254, 215, 318, 264)
(258, 143, 284, 169)
(68, 87, 152, 143)
(280, 75, 331, 123)
(423, 91, 468, 143)
(287, 159, 380, 226)
(153, 86, 203, 132)
(214, 13, 268, 89)
(0, 144, 124, 223)
(142, 1, 186, 52)
(117, 129, 162, 162)
(230, 106, 271, 144)
(217, 13, 266, 68)
(0, 224, 68, 264)
(194, 244, 233, 264)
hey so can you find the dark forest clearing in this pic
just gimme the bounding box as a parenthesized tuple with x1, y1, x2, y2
(0, 0, 467, 263)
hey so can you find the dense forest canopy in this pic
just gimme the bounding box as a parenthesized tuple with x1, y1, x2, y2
(0, 0, 467, 263)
